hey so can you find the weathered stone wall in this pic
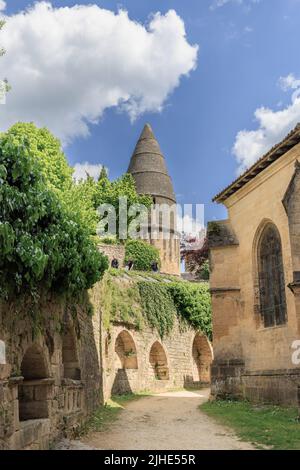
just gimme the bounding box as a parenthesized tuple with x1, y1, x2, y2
(98, 239, 180, 276)
(98, 243, 125, 268)
(101, 319, 213, 402)
(209, 142, 300, 405)
(150, 234, 180, 276)
(0, 288, 102, 450)
(0, 273, 213, 449)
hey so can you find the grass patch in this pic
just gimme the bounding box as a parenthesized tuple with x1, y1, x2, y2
(78, 392, 149, 436)
(200, 399, 300, 450)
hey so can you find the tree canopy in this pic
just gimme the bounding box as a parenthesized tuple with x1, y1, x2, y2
(0, 124, 108, 299)
(95, 172, 153, 239)
(5, 123, 73, 192)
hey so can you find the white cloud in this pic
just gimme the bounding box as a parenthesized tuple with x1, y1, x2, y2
(279, 73, 300, 92)
(233, 74, 300, 174)
(210, 0, 242, 9)
(0, 2, 198, 144)
(0, 1, 6, 12)
(210, 0, 260, 10)
(177, 208, 204, 237)
(73, 162, 103, 182)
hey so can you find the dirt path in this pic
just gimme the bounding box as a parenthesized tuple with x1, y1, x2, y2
(56, 389, 254, 450)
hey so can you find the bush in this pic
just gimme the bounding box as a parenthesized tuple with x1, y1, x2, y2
(125, 239, 160, 271)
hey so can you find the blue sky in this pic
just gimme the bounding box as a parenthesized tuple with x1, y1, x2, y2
(2, 0, 300, 224)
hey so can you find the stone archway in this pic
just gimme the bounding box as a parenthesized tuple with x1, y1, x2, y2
(149, 341, 169, 380)
(115, 330, 138, 370)
(192, 334, 212, 383)
(19, 344, 52, 421)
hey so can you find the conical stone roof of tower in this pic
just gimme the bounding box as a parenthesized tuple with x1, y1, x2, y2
(127, 124, 176, 203)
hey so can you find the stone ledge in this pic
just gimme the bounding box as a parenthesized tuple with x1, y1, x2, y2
(61, 378, 84, 387)
(213, 359, 245, 367)
(243, 368, 300, 377)
(210, 287, 241, 294)
(22, 378, 55, 386)
(8, 376, 24, 386)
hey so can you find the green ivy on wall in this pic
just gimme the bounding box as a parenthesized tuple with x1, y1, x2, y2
(100, 273, 144, 330)
(101, 270, 212, 340)
(169, 282, 212, 340)
(138, 282, 176, 338)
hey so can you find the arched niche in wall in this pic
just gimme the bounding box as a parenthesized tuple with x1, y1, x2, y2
(115, 330, 138, 370)
(62, 327, 81, 380)
(19, 344, 51, 421)
(149, 341, 169, 380)
(192, 333, 212, 383)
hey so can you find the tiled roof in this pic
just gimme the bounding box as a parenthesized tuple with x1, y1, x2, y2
(128, 123, 176, 203)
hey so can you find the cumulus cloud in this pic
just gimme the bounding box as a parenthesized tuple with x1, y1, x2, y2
(233, 74, 300, 174)
(73, 162, 103, 182)
(0, 1, 6, 12)
(0, 2, 198, 144)
(177, 207, 204, 237)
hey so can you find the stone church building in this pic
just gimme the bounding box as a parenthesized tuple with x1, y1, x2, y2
(209, 124, 300, 405)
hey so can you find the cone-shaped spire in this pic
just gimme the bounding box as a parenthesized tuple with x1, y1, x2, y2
(127, 124, 176, 203)
(139, 123, 156, 140)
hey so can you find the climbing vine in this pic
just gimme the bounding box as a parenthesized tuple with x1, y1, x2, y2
(101, 271, 212, 340)
(138, 282, 176, 338)
(100, 273, 144, 330)
(169, 282, 212, 340)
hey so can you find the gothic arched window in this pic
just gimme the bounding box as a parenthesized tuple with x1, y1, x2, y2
(258, 224, 287, 327)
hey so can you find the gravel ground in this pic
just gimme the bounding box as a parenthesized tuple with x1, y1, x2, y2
(55, 389, 254, 450)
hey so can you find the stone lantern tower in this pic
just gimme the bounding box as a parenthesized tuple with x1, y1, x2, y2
(128, 124, 180, 275)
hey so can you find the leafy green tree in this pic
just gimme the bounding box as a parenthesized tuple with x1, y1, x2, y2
(98, 166, 108, 181)
(95, 173, 152, 239)
(4, 123, 101, 236)
(0, 126, 108, 299)
(4, 123, 73, 192)
(182, 237, 209, 279)
(63, 174, 99, 235)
